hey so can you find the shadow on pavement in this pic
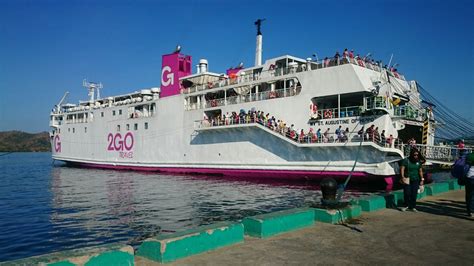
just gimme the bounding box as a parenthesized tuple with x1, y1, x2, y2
(416, 199, 472, 221)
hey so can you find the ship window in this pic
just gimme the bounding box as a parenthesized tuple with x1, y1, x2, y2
(126, 124, 130, 131)
(144, 122, 148, 130)
(73, 128, 75, 133)
(113, 110, 116, 116)
(101, 112, 104, 117)
(134, 123, 138, 130)
(68, 128, 70, 132)
(119, 109, 122, 115)
(117, 125, 121, 131)
(179, 60, 184, 71)
(85, 127, 87, 133)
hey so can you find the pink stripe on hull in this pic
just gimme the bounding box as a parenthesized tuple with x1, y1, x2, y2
(69, 161, 393, 182)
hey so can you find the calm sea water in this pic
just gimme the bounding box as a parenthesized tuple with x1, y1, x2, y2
(0, 152, 451, 262)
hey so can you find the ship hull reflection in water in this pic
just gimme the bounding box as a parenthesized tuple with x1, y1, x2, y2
(49, 165, 378, 248)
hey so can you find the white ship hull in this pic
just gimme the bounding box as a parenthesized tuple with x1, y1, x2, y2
(50, 40, 430, 184)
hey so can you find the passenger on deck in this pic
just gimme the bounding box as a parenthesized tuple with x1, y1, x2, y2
(408, 138, 416, 148)
(374, 127, 381, 143)
(309, 128, 316, 143)
(366, 125, 375, 141)
(335, 126, 342, 142)
(356, 54, 364, 67)
(349, 50, 354, 59)
(316, 128, 322, 142)
(381, 130, 386, 145)
(323, 128, 330, 143)
(289, 128, 296, 140)
(343, 48, 349, 62)
(299, 129, 305, 143)
(387, 134, 394, 148)
(324, 57, 330, 67)
(225, 112, 230, 125)
(334, 51, 340, 65)
(343, 128, 349, 142)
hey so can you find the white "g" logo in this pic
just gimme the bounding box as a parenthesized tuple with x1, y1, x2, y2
(161, 66, 174, 86)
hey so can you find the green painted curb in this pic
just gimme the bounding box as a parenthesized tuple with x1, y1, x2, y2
(425, 182, 450, 196)
(446, 179, 462, 190)
(385, 190, 404, 207)
(136, 222, 244, 263)
(3, 244, 134, 266)
(242, 208, 315, 238)
(354, 195, 386, 212)
(313, 205, 362, 224)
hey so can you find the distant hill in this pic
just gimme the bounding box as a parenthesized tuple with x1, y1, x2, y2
(0, 131, 51, 152)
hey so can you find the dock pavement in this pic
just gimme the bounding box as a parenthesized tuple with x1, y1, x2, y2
(137, 189, 474, 265)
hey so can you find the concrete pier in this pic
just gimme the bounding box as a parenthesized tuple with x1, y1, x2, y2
(137, 189, 474, 265)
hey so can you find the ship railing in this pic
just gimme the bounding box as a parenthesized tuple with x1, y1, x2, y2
(315, 106, 362, 119)
(64, 118, 92, 124)
(400, 144, 473, 163)
(193, 87, 302, 110)
(195, 117, 402, 149)
(49, 120, 63, 127)
(393, 105, 424, 120)
(365, 96, 389, 110)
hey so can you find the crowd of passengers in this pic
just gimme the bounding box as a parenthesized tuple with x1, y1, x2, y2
(324, 48, 401, 78)
(205, 110, 397, 146)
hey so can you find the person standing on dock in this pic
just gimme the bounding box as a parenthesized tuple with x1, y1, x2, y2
(399, 148, 424, 212)
(465, 152, 474, 217)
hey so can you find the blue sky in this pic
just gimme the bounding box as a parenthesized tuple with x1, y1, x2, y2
(1, 0, 473, 133)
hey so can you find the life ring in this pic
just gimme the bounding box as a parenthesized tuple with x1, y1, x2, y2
(269, 91, 276, 98)
(211, 100, 217, 107)
(324, 109, 332, 119)
(207, 82, 213, 89)
(269, 64, 276, 70)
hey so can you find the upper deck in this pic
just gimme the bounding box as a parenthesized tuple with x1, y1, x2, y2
(180, 56, 406, 96)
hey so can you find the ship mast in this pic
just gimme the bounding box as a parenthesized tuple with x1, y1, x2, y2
(82, 79, 103, 103)
(254, 18, 265, 66)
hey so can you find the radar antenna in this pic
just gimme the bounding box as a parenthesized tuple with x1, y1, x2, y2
(83, 79, 103, 102)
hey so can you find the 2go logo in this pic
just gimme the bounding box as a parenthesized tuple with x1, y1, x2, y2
(107, 132, 134, 151)
(54, 135, 61, 153)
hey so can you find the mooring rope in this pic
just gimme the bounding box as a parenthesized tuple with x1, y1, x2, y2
(336, 126, 365, 201)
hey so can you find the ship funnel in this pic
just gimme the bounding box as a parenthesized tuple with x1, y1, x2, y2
(160, 50, 192, 98)
(254, 19, 265, 66)
(198, 59, 208, 74)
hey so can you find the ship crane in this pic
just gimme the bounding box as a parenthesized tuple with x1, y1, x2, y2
(82, 79, 103, 103)
(56, 91, 69, 108)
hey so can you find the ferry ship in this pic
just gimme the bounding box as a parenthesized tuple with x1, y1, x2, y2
(49, 22, 442, 184)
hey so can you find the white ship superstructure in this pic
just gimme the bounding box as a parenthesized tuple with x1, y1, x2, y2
(50, 23, 446, 183)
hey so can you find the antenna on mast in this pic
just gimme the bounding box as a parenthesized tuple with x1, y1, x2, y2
(254, 18, 265, 35)
(83, 79, 103, 102)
